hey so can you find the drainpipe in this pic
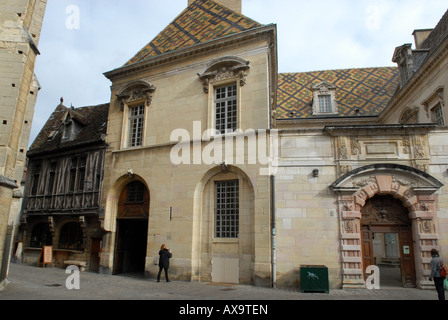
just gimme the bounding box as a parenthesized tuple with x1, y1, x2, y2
(270, 174, 276, 288)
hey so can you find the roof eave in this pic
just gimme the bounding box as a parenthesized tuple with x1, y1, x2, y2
(103, 24, 277, 81)
(380, 35, 448, 120)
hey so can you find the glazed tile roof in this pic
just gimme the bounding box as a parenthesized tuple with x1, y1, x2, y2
(276, 67, 400, 119)
(126, 0, 262, 65)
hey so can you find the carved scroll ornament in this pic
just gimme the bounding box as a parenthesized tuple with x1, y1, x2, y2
(116, 81, 156, 111)
(197, 57, 251, 94)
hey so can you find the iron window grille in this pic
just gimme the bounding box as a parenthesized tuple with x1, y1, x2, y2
(215, 180, 239, 238)
(126, 181, 145, 203)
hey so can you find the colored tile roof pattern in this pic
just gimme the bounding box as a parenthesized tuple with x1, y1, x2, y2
(28, 103, 109, 156)
(276, 67, 400, 119)
(126, 0, 262, 65)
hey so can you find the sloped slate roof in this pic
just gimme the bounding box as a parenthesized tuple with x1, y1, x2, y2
(420, 9, 448, 55)
(28, 103, 109, 156)
(276, 67, 400, 119)
(125, 0, 262, 65)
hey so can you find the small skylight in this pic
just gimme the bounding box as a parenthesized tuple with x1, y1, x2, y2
(47, 130, 58, 141)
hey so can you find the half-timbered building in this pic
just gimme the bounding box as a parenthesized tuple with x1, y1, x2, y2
(19, 101, 108, 271)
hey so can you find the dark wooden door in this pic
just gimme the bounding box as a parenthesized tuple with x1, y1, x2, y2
(90, 238, 101, 272)
(114, 221, 124, 275)
(361, 226, 375, 276)
(399, 228, 416, 287)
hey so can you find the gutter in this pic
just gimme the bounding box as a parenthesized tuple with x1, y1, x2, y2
(270, 174, 276, 288)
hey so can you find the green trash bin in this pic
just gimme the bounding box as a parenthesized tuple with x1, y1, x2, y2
(300, 265, 329, 293)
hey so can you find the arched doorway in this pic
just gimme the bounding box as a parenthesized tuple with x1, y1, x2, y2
(192, 165, 255, 284)
(114, 181, 149, 275)
(361, 195, 415, 287)
(330, 164, 443, 289)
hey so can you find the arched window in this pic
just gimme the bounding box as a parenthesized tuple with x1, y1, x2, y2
(118, 181, 150, 219)
(58, 222, 83, 250)
(30, 223, 52, 248)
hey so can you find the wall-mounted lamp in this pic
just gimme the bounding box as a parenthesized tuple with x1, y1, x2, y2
(220, 162, 229, 173)
(312, 169, 319, 177)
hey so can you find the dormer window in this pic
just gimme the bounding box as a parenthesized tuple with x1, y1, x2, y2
(61, 109, 85, 142)
(311, 81, 338, 115)
(318, 94, 332, 113)
(62, 118, 82, 141)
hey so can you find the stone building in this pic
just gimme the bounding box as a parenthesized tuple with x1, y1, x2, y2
(100, 0, 277, 286)
(274, 9, 448, 289)
(0, 0, 47, 286)
(20, 0, 448, 291)
(19, 102, 108, 271)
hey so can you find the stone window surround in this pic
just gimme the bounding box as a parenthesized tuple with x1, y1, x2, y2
(311, 81, 339, 116)
(197, 56, 250, 138)
(115, 80, 156, 150)
(421, 86, 445, 126)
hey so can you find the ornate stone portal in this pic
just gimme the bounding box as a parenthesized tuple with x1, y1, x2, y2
(330, 164, 443, 289)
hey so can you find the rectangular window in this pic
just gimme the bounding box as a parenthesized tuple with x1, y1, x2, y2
(46, 163, 57, 195)
(215, 180, 239, 238)
(69, 156, 87, 192)
(318, 94, 332, 113)
(432, 104, 445, 126)
(69, 158, 77, 192)
(31, 164, 41, 195)
(128, 105, 145, 147)
(215, 84, 237, 134)
(77, 157, 86, 191)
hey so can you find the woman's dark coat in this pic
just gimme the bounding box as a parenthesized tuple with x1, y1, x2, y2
(159, 249, 172, 268)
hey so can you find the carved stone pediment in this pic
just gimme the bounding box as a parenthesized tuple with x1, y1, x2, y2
(330, 164, 443, 194)
(116, 81, 156, 111)
(197, 56, 251, 93)
(310, 81, 337, 93)
(399, 107, 419, 124)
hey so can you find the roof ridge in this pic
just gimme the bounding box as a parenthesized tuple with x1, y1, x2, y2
(125, 0, 262, 65)
(279, 66, 398, 75)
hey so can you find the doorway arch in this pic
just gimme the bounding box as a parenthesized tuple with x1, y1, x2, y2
(114, 180, 149, 275)
(330, 164, 443, 289)
(361, 195, 415, 287)
(192, 165, 255, 284)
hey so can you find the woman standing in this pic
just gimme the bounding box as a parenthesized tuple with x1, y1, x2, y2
(429, 248, 445, 300)
(157, 244, 172, 282)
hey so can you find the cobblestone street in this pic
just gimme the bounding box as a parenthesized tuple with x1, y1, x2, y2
(0, 263, 439, 301)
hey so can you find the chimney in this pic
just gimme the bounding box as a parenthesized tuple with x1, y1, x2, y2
(412, 29, 433, 49)
(188, 0, 242, 14)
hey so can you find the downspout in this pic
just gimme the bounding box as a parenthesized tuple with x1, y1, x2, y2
(270, 174, 276, 288)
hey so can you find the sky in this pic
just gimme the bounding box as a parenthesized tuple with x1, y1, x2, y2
(29, 0, 448, 145)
